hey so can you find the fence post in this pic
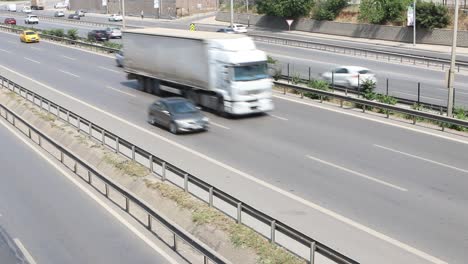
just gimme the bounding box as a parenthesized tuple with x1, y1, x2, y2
(331, 71, 334, 88)
(287, 63, 290, 83)
(270, 220, 276, 243)
(308, 67, 311, 81)
(417, 83, 421, 104)
(236, 202, 242, 224)
(386, 78, 389, 96)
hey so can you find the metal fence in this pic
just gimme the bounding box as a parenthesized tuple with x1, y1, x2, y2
(274, 80, 468, 130)
(250, 33, 468, 73)
(0, 105, 229, 264)
(0, 75, 358, 264)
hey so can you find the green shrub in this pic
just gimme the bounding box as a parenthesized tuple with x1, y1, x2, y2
(416, 1, 450, 30)
(67, 29, 79, 40)
(291, 73, 301, 85)
(103, 42, 123, 50)
(376, 94, 397, 114)
(267, 55, 277, 64)
(359, 0, 411, 24)
(304, 79, 331, 100)
(448, 107, 468, 131)
(51, 29, 65, 37)
(360, 79, 377, 100)
(314, 0, 348, 21)
(256, 0, 315, 18)
(273, 69, 282, 81)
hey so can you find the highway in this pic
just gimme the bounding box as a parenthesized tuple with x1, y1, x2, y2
(0, 117, 177, 263)
(1, 11, 468, 108)
(0, 27, 467, 264)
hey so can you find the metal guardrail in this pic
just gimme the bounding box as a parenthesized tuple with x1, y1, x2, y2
(0, 105, 229, 264)
(250, 33, 468, 73)
(0, 24, 119, 54)
(275, 80, 468, 130)
(0, 75, 358, 264)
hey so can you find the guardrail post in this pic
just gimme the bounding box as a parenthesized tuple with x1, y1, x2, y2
(362, 105, 366, 113)
(173, 234, 177, 251)
(270, 220, 276, 243)
(60, 151, 64, 163)
(413, 115, 417, 125)
(148, 155, 153, 172)
(39, 97, 43, 111)
(340, 99, 343, 108)
(236, 202, 242, 224)
(89, 123, 92, 138)
(115, 137, 120, 153)
(209, 187, 213, 207)
(417, 83, 421, 104)
(161, 162, 166, 181)
(77, 117, 81, 132)
(12, 116, 15, 126)
(28, 127, 31, 138)
(73, 162, 77, 173)
(125, 197, 130, 212)
(203, 256, 208, 264)
(101, 130, 105, 145)
(184, 173, 189, 192)
(66, 111, 70, 123)
(38, 136, 42, 147)
(56, 106, 60, 118)
(47, 102, 50, 113)
(310, 242, 316, 264)
(88, 171, 92, 184)
(105, 184, 109, 197)
(131, 145, 135, 160)
(147, 214, 152, 230)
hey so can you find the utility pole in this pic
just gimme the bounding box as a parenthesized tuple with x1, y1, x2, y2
(246, 0, 249, 13)
(447, 0, 460, 117)
(230, 0, 234, 27)
(121, 0, 126, 29)
(413, 0, 416, 46)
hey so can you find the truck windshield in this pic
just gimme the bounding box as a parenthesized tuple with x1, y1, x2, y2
(233, 63, 268, 81)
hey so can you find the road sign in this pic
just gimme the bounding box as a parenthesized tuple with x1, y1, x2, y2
(286, 19, 294, 31)
(189, 23, 196, 31)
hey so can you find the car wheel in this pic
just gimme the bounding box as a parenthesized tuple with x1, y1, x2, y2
(169, 122, 178, 134)
(148, 115, 156, 125)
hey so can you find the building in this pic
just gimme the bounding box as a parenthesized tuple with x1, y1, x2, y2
(70, 0, 217, 18)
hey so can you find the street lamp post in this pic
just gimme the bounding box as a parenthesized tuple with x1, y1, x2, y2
(230, 0, 234, 27)
(447, 0, 460, 117)
(121, 0, 126, 29)
(413, 0, 416, 46)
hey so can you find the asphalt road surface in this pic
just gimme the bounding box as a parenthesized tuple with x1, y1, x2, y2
(1, 29, 468, 264)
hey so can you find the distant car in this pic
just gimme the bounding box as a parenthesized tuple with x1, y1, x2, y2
(228, 24, 247, 33)
(321, 66, 377, 89)
(106, 27, 122, 38)
(88, 30, 109, 41)
(75, 10, 85, 17)
(54, 10, 65, 17)
(108, 14, 123, 22)
(68, 14, 80, 20)
(147, 98, 209, 134)
(21, 6, 32, 13)
(54, 2, 68, 9)
(217, 28, 235, 34)
(7, 4, 16, 12)
(24, 15, 39, 24)
(115, 50, 124, 67)
(4, 18, 17, 25)
(20, 30, 40, 43)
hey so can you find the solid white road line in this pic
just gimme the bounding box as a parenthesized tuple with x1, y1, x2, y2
(210, 122, 230, 130)
(13, 239, 37, 264)
(0, 48, 12, 53)
(105, 85, 136, 97)
(24, 57, 41, 64)
(306, 155, 408, 192)
(0, 65, 448, 264)
(270, 114, 288, 121)
(61, 55, 76, 61)
(99, 66, 121, 74)
(273, 94, 468, 146)
(0, 119, 179, 264)
(374, 144, 468, 174)
(58, 70, 79, 78)
(391, 91, 445, 102)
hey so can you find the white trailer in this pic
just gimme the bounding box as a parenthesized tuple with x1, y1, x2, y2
(122, 28, 273, 116)
(31, 0, 45, 10)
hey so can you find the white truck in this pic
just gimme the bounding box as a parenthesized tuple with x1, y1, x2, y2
(122, 28, 273, 116)
(7, 4, 17, 12)
(31, 0, 45, 10)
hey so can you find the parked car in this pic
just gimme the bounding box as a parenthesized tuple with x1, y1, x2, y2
(228, 24, 248, 33)
(147, 98, 209, 134)
(68, 14, 80, 20)
(108, 14, 123, 22)
(106, 27, 122, 39)
(88, 30, 109, 41)
(54, 2, 68, 9)
(115, 50, 124, 67)
(21, 6, 32, 13)
(54, 10, 65, 17)
(4, 18, 17, 25)
(321, 66, 377, 89)
(75, 10, 85, 17)
(24, 15, 39, 24)
(217, 28, 235, 34)
(20, 30, 40, 43)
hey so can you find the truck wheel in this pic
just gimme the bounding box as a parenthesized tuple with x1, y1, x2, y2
(169, 122, 178, 134)
(216, 96, 228, 117)
(144, 78, 153, 93)
(152, 79, 163, 96)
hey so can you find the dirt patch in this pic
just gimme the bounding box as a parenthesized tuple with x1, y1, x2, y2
(0, 88, 305, 264)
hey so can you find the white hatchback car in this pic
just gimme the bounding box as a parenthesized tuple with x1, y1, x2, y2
(108, 14, 123, 22)
(321, 66, 377, 89)
(24, 15, 39, 24)
(229, 24, 248, 33)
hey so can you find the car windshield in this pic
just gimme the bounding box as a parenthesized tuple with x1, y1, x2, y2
(26, 32, 36, 35)
(167, 101, 197, 114)
(358, 69, 372, 74)
(29, 16, 37, 18)
(233, 63, 269, 81)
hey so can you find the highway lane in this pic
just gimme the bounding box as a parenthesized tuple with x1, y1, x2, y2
(2, 13, 467, 108)
(1, 30, 468, 263)
(0, 117, 175, 263)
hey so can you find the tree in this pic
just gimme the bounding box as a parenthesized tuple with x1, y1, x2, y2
(256, 0, 315, 18)
(359, 0, 411, 25)
(314, 0, 348, 21)
(416, 1, 450, 30)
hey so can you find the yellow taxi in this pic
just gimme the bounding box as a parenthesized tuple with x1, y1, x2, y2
(20, 30, 40, 43)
